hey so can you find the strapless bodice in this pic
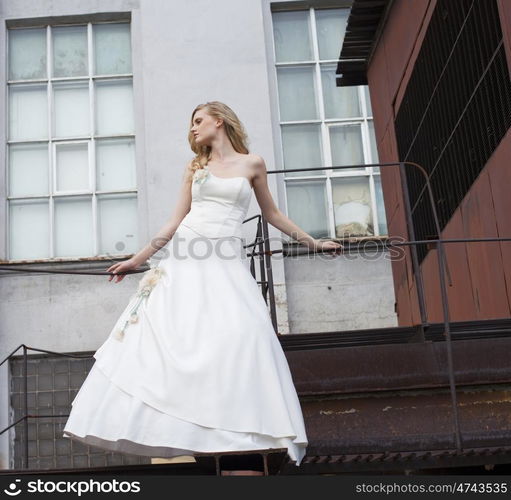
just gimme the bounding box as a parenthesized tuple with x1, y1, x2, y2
(179, 167, 253, 239)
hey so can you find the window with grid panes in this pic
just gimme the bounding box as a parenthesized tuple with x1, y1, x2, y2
(7, 22, 138, 261)
(271, 7, 388, 240)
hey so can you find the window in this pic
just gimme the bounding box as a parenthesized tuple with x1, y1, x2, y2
(7, 22, 138, 261)
(271, 7, 387, 239)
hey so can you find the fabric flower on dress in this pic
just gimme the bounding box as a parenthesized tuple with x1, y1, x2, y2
(193, 166, 210, 184)
(113, 266, 166, 342)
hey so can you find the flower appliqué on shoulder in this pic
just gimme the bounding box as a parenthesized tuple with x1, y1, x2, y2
(193, 166, 210, 185)
(113, 266, 166, 342)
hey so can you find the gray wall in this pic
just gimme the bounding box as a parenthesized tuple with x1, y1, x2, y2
(0, 0, 397, 469)
(284, 251, 397, 333)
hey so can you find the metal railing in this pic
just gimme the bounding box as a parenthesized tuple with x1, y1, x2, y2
(0, 346, 92, 469)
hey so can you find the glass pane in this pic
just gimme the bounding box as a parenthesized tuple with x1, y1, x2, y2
(8, 28, 47, 80)
(321, 65, 361, 119)
(52, 25, 88, 77)
(272, 10, 312, 63)
(364, 86, 373, 116)
(95, 80, 134, 135)
(96, 138, 136, 190)
(53, 81, 90, 138)
(316, 8, 349, 61)
(9, 85, 48, 141)
(281, 124, 323, 177)
(277, 66, 317, 121)
(374, 176, 388, 235)
(54, 196, 93, 257)
(332, 176, 373, 238)
(9, 143, 49, 197)
(9, 199, 49, 260)
(368, 121, 379, 168)
(56, 143, 89, 192)
(97, 194, 138, 255)
(329, 124, 365, 171)
(93, 23, 132, 75)
(287, 180, 329, 239)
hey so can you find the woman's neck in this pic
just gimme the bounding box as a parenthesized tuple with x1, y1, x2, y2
(208, 134, 239, 163)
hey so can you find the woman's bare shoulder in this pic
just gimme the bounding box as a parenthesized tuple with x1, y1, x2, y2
(248, 155, 268, 181)
(245, 153, 266, 170)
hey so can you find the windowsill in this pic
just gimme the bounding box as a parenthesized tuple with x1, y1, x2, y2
(282, 234, 390, 255)
(283, 234, 389, 245)
(0, 254, 149, 273)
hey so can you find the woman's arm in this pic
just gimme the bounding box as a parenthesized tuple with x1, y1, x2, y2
(131, 161, 194, 266)
(106, 161, 194, 282)
(251, 156, 343, 253)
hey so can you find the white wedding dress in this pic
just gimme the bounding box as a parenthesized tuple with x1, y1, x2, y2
(63, 165, 308, 466)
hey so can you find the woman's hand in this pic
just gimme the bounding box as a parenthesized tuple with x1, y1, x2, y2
(312, 239, 344, 256)
(106, 257, 142, 283)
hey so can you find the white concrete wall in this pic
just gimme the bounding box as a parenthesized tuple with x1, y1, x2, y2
(284, 250, 397, 333)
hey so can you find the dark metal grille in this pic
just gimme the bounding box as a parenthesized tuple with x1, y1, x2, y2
(394, 0, 511, 263)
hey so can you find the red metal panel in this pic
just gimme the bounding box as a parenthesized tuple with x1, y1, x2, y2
(382, 0, 432, 106)
(393, 0, 437, 112)
(485, 129, 511, 314)
(376, 127, 420, 326)
(390, 196, 418, 324)
(461, 171, 511, 319)
(367, 34, 393, 134)
(367, 0, 436, 326)
(395, 280, 413, 325)
(407, 154, 511, 323)
(413, 209, 477, 323)
(370, 124, 417, 325)
(377, 127, 399, 212)
(408, 280, 421, 325)
(421, 248, 443, 323)
(440, 213, 477, 322)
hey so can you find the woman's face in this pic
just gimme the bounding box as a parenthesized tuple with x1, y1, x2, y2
(191, 109, 221, 146)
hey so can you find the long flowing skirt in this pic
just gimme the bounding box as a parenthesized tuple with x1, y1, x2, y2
(63, 224, 308, 465)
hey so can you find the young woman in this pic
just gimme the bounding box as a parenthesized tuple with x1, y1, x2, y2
(63, 101, 343, 475)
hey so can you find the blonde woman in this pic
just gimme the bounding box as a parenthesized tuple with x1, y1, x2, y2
(63, 101, 343, 475)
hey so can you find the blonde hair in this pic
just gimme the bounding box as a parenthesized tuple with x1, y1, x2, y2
(188, 101, 249, 172)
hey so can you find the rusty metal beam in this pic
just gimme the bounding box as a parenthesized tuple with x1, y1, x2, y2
(300, 386, 511, 458)
(284, 336, 511, 396)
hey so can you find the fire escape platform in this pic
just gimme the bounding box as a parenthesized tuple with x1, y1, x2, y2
(279, 317, 511, 473)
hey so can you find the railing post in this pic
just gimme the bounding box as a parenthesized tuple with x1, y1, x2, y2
(261, 216, 278, 334)
(247, 216, 261, 280)
(399, 162, 428, 340)
(401, 161, 461, 449)
(256, 217, 268, 301)
(436, 241, 463, 452)
(22, 345, 28, 470)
